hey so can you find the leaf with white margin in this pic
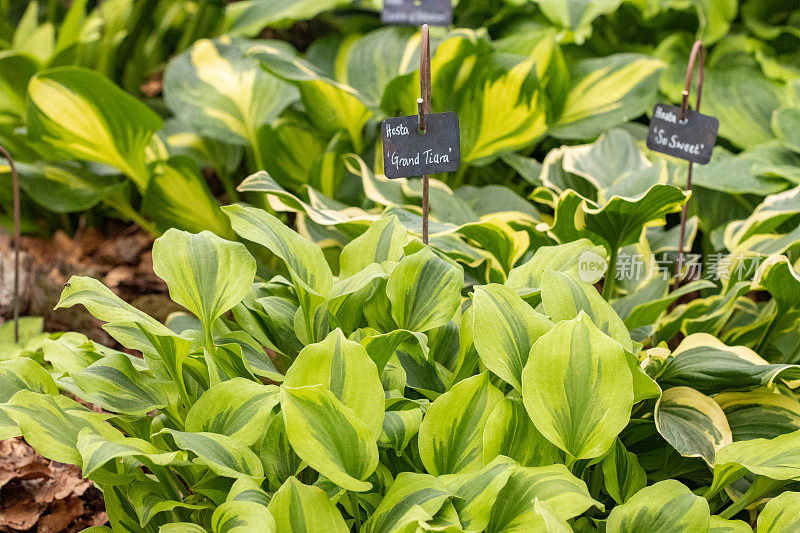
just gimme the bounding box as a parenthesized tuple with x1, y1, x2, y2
(715, 391, 800, 441)
(472, 284, 552, 391)
(284, 329, 384, 440)
(76, 427, 186, 480)
(439, 456, 514, 531)
(655, 386, 733, 466)
(211, 500, 276, 533)
(418, 372, 503, 475)
(268, 476, 348, 533)
(161, 429, 264, 480)
(280, 385, 378, 492)
(0, 358, 58, 439)
(606, 480, 710, 533)
(362, 472, 452, 533)
(522, 312, 633, 460)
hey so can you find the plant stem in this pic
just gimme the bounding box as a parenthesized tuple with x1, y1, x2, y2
(602, 246, 619, 300)
(349, 491, 362, 531)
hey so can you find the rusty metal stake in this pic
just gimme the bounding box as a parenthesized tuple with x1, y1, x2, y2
(0, 144, 20, 343)
(674, 40, 705, 289)
(419, 24, 431, 244)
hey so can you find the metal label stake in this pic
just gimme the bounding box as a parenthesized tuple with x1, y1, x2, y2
(419, 23, 431, 244)
(675, 40, 705, 287)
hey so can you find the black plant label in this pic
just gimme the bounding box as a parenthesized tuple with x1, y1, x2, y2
(382, 112, 461, 179)
(646, 103, 719, 164)
(381, 0, 453, 27)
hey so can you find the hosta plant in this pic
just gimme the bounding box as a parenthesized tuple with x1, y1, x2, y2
(2, 206, 800, 531)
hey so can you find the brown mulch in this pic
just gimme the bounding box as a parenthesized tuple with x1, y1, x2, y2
(1, 222, 180, 531)
(0, 439, 107, 533)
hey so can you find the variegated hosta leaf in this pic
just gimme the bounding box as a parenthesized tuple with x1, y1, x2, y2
(532, 0, 621, 43)
(163, 37, 298, 145)
(228, 477, 271, 506)
(606, 480, 710, 533)
(550, 53, 665, 139)
(657, 333, 800, 394)
(485, 464, 600, 532)
(710, 515, 753, 533)
(756, 491, 800, 532)
(579, 184, 689, 252)
(250, 45, 372, 151)
(142, 156, 234, 239)
(26, 67, 162, 190)
(284, 329, 384, 440)
(521, 312, 634, 460)
(259, 414, 302, 491)
(439, 456, 514, 531)
(224, 204, 333, 342)
(128, 480, 212, 528)
(709, 429, 800, 496)
(601, 439, 647, 505)
(655, 386, 733, 466)
(211, 500, 276, 533)
(224, 0, 350, 35)
(267, 477, 348, 533)
(387, 247, 462, 333)
(70, 353, 179, 416)
(506, 239, 606, 290)
(714, 391, 800, 441)
(339, 214, 408, 279)
(161, 429, 265, 480)
(1, 390, 117, 465)
(280, 385, 378, 492)
(418, 372, 504, 475)
(0, 358, 58, 439)
(186, 378, 279, 446)
(76, 427, 186, 480)
(483, 397, 562, 468)
(152, 228, 256, 334)
(362, 472, 452, 533)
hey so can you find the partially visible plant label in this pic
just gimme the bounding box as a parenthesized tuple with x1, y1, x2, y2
(382, 112, 461, 179)
(381, 0, 453, 27)
(646, 103, 718, 164)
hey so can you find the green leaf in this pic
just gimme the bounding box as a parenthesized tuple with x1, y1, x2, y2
(339, 214, 407, 279)
(710, 429, 800, 494)
(757, 491, 800, 532)
(486, 464, 600, 531)
(211, 500, 276, 533)
(186, 378, 279, 446)
(163, 37, 297, 146)
(152, 229, 256, 334)
(418, 372, 504, 475)
(284, 329, 384, 440)
(162, 429, 265, 480)
(439, 456, 514, 531)
(521, 312, 633, 460)
(1, 390, 118, 465)
(506, 239, 606, 290)
(362, 472, 452, 533)
(472, 284, 552, 391)
(379, 398, 425, 455)
(128, 480, 211, 528)
(710, 515, 752, 533)
(0, 358, 58, 439)
(483, 397, 562, 468)
(655, 386, 733, 466)
(224, 204, 333, 341)
(387, 247, 462, 333)
(541, 268, 633, 352)
(70, 353, 179, 416)
(267, 477, 348, 533)
(606, 480, 710, 533)
(532, 0, 621, 43)
(26, 67, 162, 190)
(773, 107, 800, 154)
(142, 157, 233, 239)
(280, 385, 378, 492)
(551, 54, 664, 139)
(657, 333, 800, 394)
(715, 391, 800, 441)
(0, 52, 38, 120)
(250, 45, 372, 151)
(224, 0, 349, 35)
(77, 428, 186, 480)
(601, 439, 647, 504)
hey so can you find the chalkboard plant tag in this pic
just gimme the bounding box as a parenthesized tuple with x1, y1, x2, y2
(646, 103, 719, 164)
(382, 111, 461, 179)
(381, 0, 453, 27)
